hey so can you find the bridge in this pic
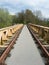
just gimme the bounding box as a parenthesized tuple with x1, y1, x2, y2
(0, 23, 49, 65)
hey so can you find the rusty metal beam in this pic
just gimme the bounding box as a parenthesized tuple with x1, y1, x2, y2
(27, 24, 49, 65)
(0, 25, 23, 64)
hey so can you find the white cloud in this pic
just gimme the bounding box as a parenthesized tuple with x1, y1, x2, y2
(0, 0, 49, 18)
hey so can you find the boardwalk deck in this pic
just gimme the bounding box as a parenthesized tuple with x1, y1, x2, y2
(5, 25, 45, 65)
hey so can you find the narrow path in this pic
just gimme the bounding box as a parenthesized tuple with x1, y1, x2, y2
(5, 25, 45, 65)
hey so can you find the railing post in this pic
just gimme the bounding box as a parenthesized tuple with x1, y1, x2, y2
(1, 36, 3, 45)
(38, 28, 45, 38)
(44, 30, 49, 43)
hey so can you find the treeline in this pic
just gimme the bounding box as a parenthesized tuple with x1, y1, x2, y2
(12, 9, 49, 27)
(0, 8, 49, 28)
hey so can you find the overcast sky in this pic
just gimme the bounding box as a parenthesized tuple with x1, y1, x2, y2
(0, 0, 49, 18)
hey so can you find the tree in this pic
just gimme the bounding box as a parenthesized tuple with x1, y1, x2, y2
(24, 9, 35, 24)
(0, 8, 12, 28)
(12, 15, 17, 25)
(17, 11, 24, 23)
